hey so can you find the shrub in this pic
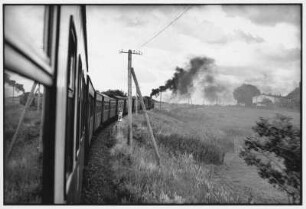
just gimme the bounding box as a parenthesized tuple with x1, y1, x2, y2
(157, 134, 224, 165)
(240, 114, 301, 203)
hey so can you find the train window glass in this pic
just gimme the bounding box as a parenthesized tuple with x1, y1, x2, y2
(81, 77, 86, 135)
(68, 41, 76, 91)
(4, 70, 45, 203)
(104, 100, 109, 110)
(5, 6, 45, 56)
(76, 59, 83, 154)
(65, 20, 77, 180)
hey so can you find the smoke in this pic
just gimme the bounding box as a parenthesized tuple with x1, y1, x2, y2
(151, 56, 227, 104)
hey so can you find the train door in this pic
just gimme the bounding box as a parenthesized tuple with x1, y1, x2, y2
(71, 56, 85, 202)
(64, 17, 83, 203)
(64, 17, 76, 202)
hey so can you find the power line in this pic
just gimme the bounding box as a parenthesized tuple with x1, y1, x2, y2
(139, 6, 192, 48)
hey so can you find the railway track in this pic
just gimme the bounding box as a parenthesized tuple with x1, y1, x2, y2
(81, 122, 138, 204)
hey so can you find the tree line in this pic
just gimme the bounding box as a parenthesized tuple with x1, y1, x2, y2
(4, 72, 25, 96)
(233, 83, 300, 109)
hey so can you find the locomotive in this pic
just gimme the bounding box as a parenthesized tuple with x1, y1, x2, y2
(4, 5, 154, 204)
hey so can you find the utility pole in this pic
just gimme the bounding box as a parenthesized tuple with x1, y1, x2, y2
(119, 49, 142, 146)
(135, 87, 138, 115)
(37, 84, 41, 112)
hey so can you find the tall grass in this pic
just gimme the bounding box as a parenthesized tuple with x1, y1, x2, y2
(107, 111, 243, 203)
(4, 102, 43, 204)
(104, 103, 297, 204)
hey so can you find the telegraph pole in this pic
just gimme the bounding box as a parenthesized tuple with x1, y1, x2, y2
(119, 49, 142, 146)
(135, 88, 138, 115)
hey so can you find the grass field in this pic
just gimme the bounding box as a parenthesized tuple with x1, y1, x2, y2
(4, 101, 43, 204)
(98, 103, 300, 204)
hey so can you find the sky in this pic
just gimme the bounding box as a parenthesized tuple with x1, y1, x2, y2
(4, 5, 301, 105)
(86, 4, 301, 104)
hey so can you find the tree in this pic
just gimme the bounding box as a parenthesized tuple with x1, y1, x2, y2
(240, 114, 301, 203)
(4, 73, 25, 99)
(233, 84, 260, 106)
(15, 83, 25, 94)
(286, 85, 300, 109)
(102, 89, 127, 97)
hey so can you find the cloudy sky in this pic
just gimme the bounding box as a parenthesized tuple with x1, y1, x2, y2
(87, 4, 301, 104)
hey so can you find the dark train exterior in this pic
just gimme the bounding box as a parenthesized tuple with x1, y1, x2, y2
(4, 5, 154, 204)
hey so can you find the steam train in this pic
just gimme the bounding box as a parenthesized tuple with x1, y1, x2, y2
(4, 5, 154, 204)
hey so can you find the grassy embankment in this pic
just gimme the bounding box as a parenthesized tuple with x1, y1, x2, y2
(4, 101, 43, 203)
(96, 103, 299, 204)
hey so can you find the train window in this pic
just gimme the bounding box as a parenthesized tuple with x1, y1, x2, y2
(91, 96, 95, 116)
(4, 70, 45, 203)
(76, 58, 83, 154)
(4, 5, 54, 84)
(81, 77, 86, 135)
(104, 100, 109, 110)
(96, 100, 102, 112)
(68, 32, 77, 91)
(65, 18, 77, 180)
(5, 6, 46, 57)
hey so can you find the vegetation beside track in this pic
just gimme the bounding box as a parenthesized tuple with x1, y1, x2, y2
(82, 103, 299, 203)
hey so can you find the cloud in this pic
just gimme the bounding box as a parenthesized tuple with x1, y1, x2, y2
(257, 47, 300, 64)
(234, 30, 265, 44)
(222, 5, 301, 27)
(175, 19, 229, 44)
(85, 5, 301, 99)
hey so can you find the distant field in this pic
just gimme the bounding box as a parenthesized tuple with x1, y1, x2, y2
(92, 103, 300, 204)
(158, 103, 300, 203)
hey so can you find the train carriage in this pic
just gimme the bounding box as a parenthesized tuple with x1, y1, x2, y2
(101, 93, 111, 123)
(53, 6, 89, 204)
(87, 77, 95, 144)
(132, 96, 136, 112)
(112, 95, 127, 116)
(143, 96, 151, 110)
(124, 99, 128, 115)
(4, 5, 89, 204)
(94, 92, 103, 131)
(109, 98, 117, 119)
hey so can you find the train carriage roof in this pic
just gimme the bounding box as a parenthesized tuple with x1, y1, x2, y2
(100, 93, 111, 102)
(95, 91, 103, 101)
(112, 95, 127, 100)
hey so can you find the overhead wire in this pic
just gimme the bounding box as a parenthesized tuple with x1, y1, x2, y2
(139, 5, 192, 48)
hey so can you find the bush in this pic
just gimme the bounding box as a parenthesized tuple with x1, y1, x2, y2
(157, 134, 224, 165)
(240, 114, 301, 203)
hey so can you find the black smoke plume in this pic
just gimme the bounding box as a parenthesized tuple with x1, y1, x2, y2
(151, 56, 225, 103)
